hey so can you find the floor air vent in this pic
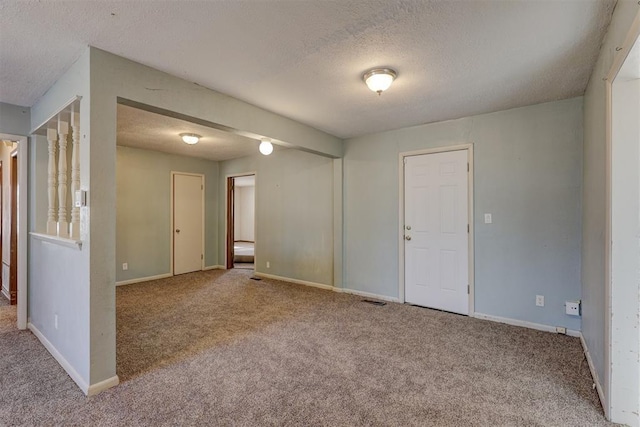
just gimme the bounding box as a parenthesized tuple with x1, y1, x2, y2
(362, 299, 386, 306)
(250, 276, 262, 281)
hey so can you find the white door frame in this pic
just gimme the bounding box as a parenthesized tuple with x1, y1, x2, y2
(170, 171, 205, 275)
(224, 171, 257, 270)
(0, 133, 28, 330)
(398, 143, 475, 314)
(604, 10, 640, 422)
(18, 137, 27, 330)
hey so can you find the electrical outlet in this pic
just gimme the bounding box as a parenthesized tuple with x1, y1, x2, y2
(484, 213, 492, 224)
(54, 314, 58, 330)
(566, 301, 581, 316)
(122, 263, 128, 271)
(555, 326, 567, 334)
(536, 295, 544, 307)
(266, 261, 270, 269)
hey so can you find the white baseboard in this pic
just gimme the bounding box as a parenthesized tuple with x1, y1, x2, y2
(251, 274, 400, 303)
(28, 322, 90, 395)
(203, 265, 225, 271)
(87, 375, 119, 397)
(116, 273, 172, 286)
(472, 312, 580, 337)
(253, 272, 334, 291)
(339, 288, 400, 303)
(28, 322, 119, 396)
(580, 333, 606, 411)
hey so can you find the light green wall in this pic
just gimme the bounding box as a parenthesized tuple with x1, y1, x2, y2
(28, 49, 92, 390)
(116, 146, 219, 282)
(344, 97, 584, 331)
(219, 149, 334, 285)
(0, 102, 30, 136)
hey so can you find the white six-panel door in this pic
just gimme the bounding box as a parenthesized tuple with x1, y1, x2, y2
(173, 173, 204, 275)
(404, 150, 469, 315)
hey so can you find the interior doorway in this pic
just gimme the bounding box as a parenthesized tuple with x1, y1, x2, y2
(8, 151, 17, 305)
(226, 174, 256, 270)
(0, 134, 27, 329)
(606, 17, 640, 425)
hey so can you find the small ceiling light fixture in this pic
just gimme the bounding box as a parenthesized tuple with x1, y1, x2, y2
(180, 133, 201, 145)
(363, 68, 397, 95)
(259, 138, 274, 156)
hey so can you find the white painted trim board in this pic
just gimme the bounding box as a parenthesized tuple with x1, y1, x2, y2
(254, 272, 333, 291)
(117, 266, 224, 286)
(204, 265, 225, 271)
(116, 273, 172, 286)
(603, 10, 640, 421)
(580, 333, 606, 410)
(28, 322, 89, 395)
(339, 288, 399, 303)
(472, 312, 580, 337)
(87, 376, 120, 397)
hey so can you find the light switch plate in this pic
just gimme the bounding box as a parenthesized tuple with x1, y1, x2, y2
(484, 213, 492, 224)
(74, 190, 87, 207)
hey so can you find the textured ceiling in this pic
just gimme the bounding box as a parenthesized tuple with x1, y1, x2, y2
(117, 104, 281, 162)
(0, 0, 615, 139)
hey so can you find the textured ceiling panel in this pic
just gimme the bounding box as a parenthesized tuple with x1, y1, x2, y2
(0, 1, 615, 138)
(116, 104, 279, 161)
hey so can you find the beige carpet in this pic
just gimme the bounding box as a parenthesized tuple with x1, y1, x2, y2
(0, 269, 611, 426)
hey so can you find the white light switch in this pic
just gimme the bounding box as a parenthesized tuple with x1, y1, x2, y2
(484, 213, 492, 224)
(75, 190, 87, 207)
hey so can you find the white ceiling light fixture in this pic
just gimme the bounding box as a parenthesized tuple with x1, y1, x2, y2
(259, 138, 274, 155)
(180, 133, 201, 145)
(363, 68, 397, 95)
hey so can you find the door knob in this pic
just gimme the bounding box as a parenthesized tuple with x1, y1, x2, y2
(175, 229, 181, 233)
(406, 225, 411, 230)
(405, 235, 411, 241)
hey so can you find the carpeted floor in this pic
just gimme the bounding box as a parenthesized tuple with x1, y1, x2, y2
(0, 269, 612, 426)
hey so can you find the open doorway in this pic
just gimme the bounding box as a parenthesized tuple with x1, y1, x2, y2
(606, 15, 640, 425)
(1, 142, 17, 307)
(115, 101, 265, 381)
(8, 150, 17, 305)
(226, 174, 255, 270)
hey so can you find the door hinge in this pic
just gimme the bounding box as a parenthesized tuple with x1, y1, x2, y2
(467, 163, 469, 172)
(467, 224, 469, 233)
(201, 184, 204, 190)
(403, 157, 407, 164)
(467, 285, 470, 294)
(201, 254, 204, 260)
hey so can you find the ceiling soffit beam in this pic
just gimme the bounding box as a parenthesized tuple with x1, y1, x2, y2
(117, 97, 341, 159)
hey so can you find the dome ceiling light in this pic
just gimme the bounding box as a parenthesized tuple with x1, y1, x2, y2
(180, 133, 201, 145)
(363, 68, 397, 95)
(259, 138, 274, 155)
